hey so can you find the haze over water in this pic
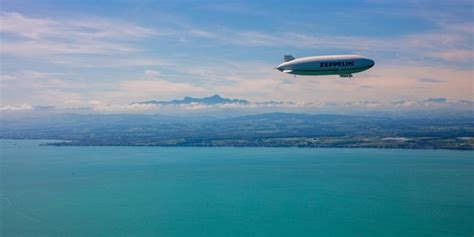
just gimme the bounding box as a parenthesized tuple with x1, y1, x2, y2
(1, 140, 473, 236)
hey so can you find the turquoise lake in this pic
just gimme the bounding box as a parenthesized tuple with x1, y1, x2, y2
(1, 140, 473, 236)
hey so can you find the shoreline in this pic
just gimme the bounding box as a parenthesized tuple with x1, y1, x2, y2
(3, 138, 473, 151)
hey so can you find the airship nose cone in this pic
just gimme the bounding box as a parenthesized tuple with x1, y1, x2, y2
(368, 59, 375, 67)
(275, 66, 283, 72)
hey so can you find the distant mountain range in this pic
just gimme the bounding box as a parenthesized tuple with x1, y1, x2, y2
(2, 95, 472, 117)
(133, 95, 250, 105)
(129, 95, 473, 108)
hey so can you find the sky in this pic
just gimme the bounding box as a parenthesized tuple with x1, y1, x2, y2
(1, 0, 473, 113)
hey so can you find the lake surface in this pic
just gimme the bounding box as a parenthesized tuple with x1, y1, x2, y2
(1, 140, 473, 236)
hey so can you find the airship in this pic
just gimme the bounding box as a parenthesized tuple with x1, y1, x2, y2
(276, 54, 374, 77)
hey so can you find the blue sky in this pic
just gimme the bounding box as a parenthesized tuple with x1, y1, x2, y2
(1, 0, 473, 113)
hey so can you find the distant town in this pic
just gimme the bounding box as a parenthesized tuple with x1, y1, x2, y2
(2, 106, 473, 150)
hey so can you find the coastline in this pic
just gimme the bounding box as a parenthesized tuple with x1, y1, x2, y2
(30, 137, 474, 151)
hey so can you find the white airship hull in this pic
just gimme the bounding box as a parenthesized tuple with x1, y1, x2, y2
(276, 55, 375, 77)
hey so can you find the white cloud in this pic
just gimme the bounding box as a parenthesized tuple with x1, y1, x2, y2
(392, 100, 415, 107)
(49, 57, 170, 68)
(0, 11, 157, 40)
(423, 97, 448, 104)
(1, 11, 473, 110)
(30, 96, 474, 114)
(1, 40, 135, 57)
(0, 104, 34, 111)
(0, 70, 53, 81)
(427, 50, 474, 61)
(0, 11, 157, 57)
(3, 8, 453, 56)
(190, 22, 474, 62)
(354, 101, 383, 108)
(3, 10, 471, 63)
(0, 12, 57, 39)
(0, 70, 88, 106)
(120, 79, 207, 95)
(196, 3, 266, 15)
(417, 78, 442, 83)
(93, 79, 209, 104)
(144, 70, 161, 78)
(85, 98, 307, 113)
(0, 70, 87, 90)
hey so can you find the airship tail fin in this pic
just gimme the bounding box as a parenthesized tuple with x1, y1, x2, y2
(284, 55, 295, 62)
